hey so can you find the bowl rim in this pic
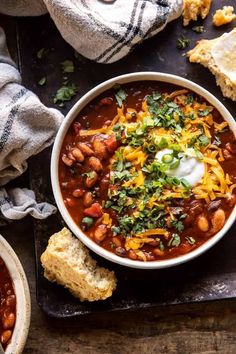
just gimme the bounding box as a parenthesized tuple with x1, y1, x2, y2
(51, 72, 236, 269)
(0, 235, 31, 354)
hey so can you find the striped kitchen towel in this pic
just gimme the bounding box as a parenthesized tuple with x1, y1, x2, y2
(0, 27, 63, 219)
(0, 0, 183, 63)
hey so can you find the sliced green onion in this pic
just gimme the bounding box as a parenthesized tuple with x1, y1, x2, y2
(162, 154, 174, 164)
(170, 159, 180, 170)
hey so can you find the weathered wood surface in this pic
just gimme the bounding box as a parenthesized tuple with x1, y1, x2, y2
(1, 1, 236, 352)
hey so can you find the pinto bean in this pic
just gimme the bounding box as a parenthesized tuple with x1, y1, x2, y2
(62, 154, 73, 166)
(6, 295, 16, 307)
(99, 97, 113, 106)
(112, 237, 122, 247)
(88, 156, 103, 172)
(94, 224, 108, 242)
(93, 138, 108, 159)
(211, 208, 225, 233)
(72, 148, 84, 162)
(222, 149, 233, 160)
(197, 214, 209, 232)
(1, 330, 12, 344)
(72, 189, 84, 198)
(85, 171, 98, 188)
(153, 248, 165, 257)
(3, 313, 15, 329)
(83, 191, 93, 207)
(64, 198, 76, 207)
(77, 142, 94, 156)
(128, 250, 138, 260)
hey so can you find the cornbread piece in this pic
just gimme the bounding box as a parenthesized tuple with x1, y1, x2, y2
(40, 228, 117, 301)
(213, 6, 236, 27)
(183, 0, 212, 26)
(188, 28, 236, 101)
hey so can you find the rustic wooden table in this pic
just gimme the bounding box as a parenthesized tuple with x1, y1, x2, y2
(2, 3, 236, 353)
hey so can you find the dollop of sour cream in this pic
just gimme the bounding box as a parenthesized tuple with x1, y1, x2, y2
(155, 148, 205, 187)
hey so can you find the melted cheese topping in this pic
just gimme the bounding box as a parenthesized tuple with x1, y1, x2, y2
(211, 29, 236, 84)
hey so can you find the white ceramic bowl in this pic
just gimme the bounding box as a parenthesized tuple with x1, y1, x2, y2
(0, 235, 31, 354)
(51, 72, 236, 269)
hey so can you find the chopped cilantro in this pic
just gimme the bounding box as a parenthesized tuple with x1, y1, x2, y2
(186, 95, 194, 104)
(185, 236, 196, 245)
(168, 233, 181, 247)
(213, 136, 221, 146)
(199, 134, 210, 146)
(81, 217, 94, 228)
(177, 36, 190, 50)
(171, 220, 184, 232)
(115, 89, 127, 107)
(192, 26, 204, 33)
(61, 60, 75, 73)
(38, 77, 46, 86)
(53, 83, 77, 106)
(37, 48, 46, 59)
(198, 109, 210, 117)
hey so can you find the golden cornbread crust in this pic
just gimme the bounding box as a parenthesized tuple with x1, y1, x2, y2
(40, 228, 117, 301)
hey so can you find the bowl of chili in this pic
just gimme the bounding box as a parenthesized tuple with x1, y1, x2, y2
(0, 235, 31, 353)
(51, 72, 236, 269)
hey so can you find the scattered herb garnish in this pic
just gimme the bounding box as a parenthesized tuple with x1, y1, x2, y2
(61, 60, 75, 73)
(168, 233, 181, 247)
(185, 236, 196, 245)
(53, 83, 77, 106)
(192, 26, 204, 33)
(38, 77, 46, 86)
(37, 48, 46, 59)
(115, 89, 128, 107)
(177, 36, 190, 50)
(199, 134, 210, 146)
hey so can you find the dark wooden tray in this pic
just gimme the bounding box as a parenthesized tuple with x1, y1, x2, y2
(15, 0, 236, 317)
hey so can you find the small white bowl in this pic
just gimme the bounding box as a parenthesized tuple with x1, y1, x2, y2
(51, 72, 236, 269)
(0, 235, 31, 354)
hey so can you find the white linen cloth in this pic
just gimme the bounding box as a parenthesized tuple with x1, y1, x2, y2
(0, 27, 63, 219)
(0, 0, 183, 63)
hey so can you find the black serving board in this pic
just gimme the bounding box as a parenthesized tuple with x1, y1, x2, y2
(14, 0, 236, 317)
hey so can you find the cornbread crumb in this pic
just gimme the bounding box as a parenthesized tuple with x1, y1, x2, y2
(183, 0, 212, 26)
(40, 228, 117, 301)
(213, 6, 236, 27)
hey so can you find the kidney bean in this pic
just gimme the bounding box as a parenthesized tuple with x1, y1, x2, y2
(94, 224, 108, 242)
(115, 247, 127, 257)
(3, 313, 15, 329)
(62, 154, 73, 166)
(77, 142, 94, 156)
(99, 97, 113, 106)
(84, 202, 102, 218)
(72, 148, 84, 162)
(72, 189, 84, 198)
(208, 200, 222, 212)
(1, 330, 12, 344)
(88, 156, 103, 172)
(73, 122, 81, 135)
(83, 191, 93, 207)
(85, 171, 98, 188)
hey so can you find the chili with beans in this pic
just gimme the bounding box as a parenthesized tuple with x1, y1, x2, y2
(59, 81, 236, 262)
(0, 257, 16, 350)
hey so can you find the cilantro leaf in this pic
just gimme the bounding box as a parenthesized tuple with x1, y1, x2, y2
(199, 134, 210, 146)
(168, 233, 181, 247)
(115, 89, 127, 107)
(38, 77, 46, 86)
(53, 83, 77, 106)
(61, 60, 75, 73)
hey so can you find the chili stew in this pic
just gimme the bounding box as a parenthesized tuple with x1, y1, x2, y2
(59, 81, 236, 262)
(0, 257, 16, 350)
